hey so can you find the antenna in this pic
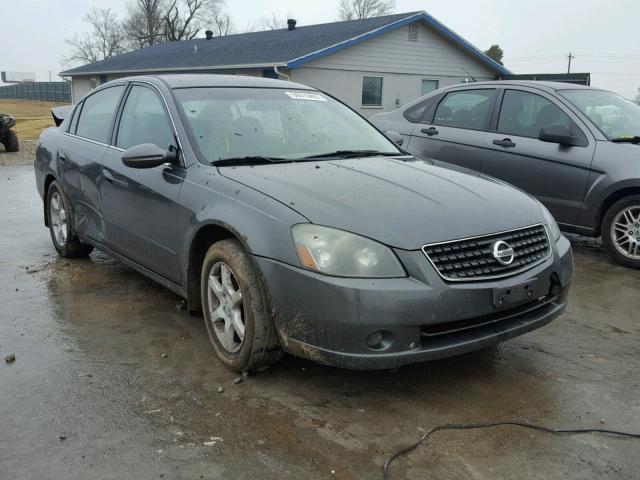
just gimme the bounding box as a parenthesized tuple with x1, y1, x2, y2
(462, 67, 477, 82)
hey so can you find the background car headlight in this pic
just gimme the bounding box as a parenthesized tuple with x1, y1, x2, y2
(539, 203, 561, 242)
(292, 224, 405, 278)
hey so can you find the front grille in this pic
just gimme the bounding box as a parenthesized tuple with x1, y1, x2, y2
(422, 224, 550, 281)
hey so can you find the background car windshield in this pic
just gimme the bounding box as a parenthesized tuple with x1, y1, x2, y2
(560, 89, 640, 140)
(174, 88, 400, 162)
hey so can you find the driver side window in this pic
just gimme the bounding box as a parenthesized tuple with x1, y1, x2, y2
(498, 90, 579, 139)
(116, 86, 173, 150)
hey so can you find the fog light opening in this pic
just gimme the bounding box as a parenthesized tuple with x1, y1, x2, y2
(366, 330, 392, 351)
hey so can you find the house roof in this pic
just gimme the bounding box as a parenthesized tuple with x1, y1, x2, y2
(61, 11, 510, 77)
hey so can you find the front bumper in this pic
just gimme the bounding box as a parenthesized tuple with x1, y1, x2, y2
(256, 235, 573, 370)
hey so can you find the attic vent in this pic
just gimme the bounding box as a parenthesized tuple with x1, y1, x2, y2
(408, 23, 418, 41)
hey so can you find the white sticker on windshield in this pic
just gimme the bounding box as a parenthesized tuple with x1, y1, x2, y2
(285, 91, 327, 102)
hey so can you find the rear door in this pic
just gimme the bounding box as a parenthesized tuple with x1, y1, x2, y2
(407, 88, 497, 172)
(100, 83, 185, 283)
(61, 85, 126, 243)
(483, 88, 595, 225)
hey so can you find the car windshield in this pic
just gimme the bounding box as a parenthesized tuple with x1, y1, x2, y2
(559, 89, 640, 141)
(173, 87, 400, 163)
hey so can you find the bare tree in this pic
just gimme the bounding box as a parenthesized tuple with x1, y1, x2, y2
(209, 5, 233, 36)
(123, 0, 167, 48)
(338, 0, 394, 20)
(164, 0, 215, 41)
(63, 8, 126, 65)
(260, 12, 290, 30)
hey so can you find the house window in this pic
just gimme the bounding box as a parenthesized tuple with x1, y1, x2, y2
(362, 76, 383, 107)
(408, 23, 418, 41)
(421, 79, 439, 96)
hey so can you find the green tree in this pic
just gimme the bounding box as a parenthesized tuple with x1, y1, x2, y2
(484, 44, 504, 66)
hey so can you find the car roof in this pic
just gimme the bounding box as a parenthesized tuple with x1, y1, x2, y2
(447, 80, 598, 92)
(113, 73, 316, 91)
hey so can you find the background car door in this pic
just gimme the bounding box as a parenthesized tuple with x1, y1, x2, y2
(407, 88, 496, 172)
(60, 85, 126, 243)
(483, 88, 596, 226)
(100, 84, 185, 283)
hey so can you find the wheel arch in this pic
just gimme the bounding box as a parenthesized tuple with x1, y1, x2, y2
(185, 222, 252, 312)
(596, 186, 640, 236)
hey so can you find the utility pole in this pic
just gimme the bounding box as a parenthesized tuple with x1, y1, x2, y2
(567, 52, 575, 74)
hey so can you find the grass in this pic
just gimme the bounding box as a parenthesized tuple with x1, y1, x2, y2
(0, 99, 70, 140)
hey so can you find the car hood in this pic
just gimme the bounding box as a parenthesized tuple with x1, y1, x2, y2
(219, 156, 545, 250)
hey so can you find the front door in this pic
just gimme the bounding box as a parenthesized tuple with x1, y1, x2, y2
(483, 88, 595, 226)
(100, 84, 185, 283)
(407, 88, 497, 172)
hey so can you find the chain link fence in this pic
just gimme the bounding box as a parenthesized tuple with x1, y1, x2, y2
(0, 82, 71, 102)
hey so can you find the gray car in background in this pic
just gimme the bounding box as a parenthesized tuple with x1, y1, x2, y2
(372, 81, 640, 268)
(34, 75, 573, 371)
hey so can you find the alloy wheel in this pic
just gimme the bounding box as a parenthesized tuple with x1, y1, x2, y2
(50, 191, 68, 247)
(611, 205, 640, 259)
(207, 262, 245, 353)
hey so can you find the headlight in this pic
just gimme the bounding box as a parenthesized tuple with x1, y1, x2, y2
(539, 203, 561, 242)
(292, 224, 405, 278)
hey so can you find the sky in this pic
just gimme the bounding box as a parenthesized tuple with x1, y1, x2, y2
(1, 0, 638, 98)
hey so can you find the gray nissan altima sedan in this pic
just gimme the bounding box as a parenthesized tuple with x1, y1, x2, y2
(34, 75, 573, 371)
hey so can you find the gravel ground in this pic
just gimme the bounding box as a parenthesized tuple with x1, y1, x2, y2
(0, 139, 37, 166)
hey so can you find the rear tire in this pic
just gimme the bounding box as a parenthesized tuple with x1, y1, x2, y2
(200, 239, 281, 372)
(46, 181, 93, 258)
(4, 130, 19, 152)
(601, 195, 640, 269)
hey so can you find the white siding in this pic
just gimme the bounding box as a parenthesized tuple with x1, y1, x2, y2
(290, 21, 496, 117)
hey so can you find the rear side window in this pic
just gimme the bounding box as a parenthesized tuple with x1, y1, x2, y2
(498, 90, 579, 139)
(75, 86, 125, 143)
(68, 103, 82, 134)
(116, 86, 173, 150)
(404, 97, 436, 123)
(433, 89, 495, 130)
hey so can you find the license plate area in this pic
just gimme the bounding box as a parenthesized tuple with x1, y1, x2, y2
(493, 277, 547, 309)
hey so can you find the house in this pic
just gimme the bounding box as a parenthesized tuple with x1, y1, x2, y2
(60, 11, 510, 117)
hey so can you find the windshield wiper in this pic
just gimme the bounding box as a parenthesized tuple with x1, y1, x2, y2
(302, 150, 401, 159)
(611, 136, 640, 144)
(211, 156, 291, 166)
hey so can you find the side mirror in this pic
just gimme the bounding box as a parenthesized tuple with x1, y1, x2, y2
(538, 126, 584, 147)
(122, 143, 178, 169)
(385, 131, 404, 147)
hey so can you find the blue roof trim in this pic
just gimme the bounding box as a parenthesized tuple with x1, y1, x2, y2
(287, 12, 511, 76)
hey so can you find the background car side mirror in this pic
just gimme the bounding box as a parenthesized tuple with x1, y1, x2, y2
(385, 131, 404, 147)
(122, 143, 178, 169)
(538, 126, 584, 147)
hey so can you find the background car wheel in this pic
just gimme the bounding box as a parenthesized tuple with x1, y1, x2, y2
(4, 131, 19, 152)
(200, 239, 281, 372)
(601, 195, 640, 269)
(46, 181, 93, 258)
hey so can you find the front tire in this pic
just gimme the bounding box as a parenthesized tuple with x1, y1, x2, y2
(200, 239, 281, 372)
(46, 181, 93, 258)
(601, 195, 640, 268)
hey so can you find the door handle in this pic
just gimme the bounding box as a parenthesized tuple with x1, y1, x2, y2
(58, 150, 66, 162)
(103, 169, 114, 183)
(421, 127, 439, 136)
(493, 138, 516, 148)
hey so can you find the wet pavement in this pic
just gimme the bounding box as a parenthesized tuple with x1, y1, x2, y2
(1, 165, 639, 479)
